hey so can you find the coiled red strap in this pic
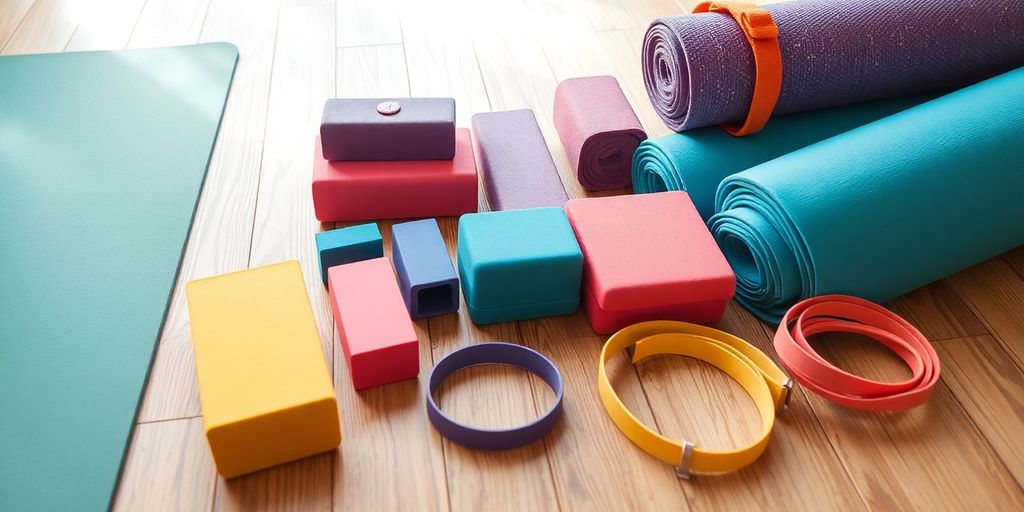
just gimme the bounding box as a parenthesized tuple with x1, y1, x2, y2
(774, 295, 940, 411)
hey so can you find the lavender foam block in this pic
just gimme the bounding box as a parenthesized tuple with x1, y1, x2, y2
(471, 109, 568, 211)
(320, 97, 456, 161)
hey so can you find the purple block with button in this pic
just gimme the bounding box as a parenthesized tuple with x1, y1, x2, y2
(319, 97, 456, 161)
(391, 219, 460, 319)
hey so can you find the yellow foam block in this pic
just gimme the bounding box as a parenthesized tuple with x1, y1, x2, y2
(185, 260, 341, 478)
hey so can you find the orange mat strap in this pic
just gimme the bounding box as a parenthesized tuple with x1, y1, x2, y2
(693, 1, 782, 136)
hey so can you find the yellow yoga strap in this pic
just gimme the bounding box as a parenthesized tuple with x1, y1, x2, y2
(597, 321, 791, 478)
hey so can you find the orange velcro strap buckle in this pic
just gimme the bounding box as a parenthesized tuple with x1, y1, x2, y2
(694, 1, 782, 136)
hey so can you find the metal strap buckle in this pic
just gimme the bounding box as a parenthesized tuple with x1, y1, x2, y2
(674, 441, 696, 480)
(781, 378, 794, 411)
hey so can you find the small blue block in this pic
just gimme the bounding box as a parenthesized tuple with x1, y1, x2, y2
(315, 223, 383, 285)
(457, 207, 583, 324)
(391, 219, 459, 319)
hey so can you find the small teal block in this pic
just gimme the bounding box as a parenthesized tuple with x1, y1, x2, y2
(457, 207, 583, 324)
(315, 223, 383, 285)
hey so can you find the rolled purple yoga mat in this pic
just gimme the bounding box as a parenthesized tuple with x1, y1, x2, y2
(643, 0, 1024, 131)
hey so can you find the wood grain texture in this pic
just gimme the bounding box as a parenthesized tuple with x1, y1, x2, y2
(138, 0, 282, 423)
(1, 0, 74, 54)
(5, 0, 1023, 509)
(936, 336, 1024, 488)
(112, 418, 217, 512)
(885, 280, 988, 342)
(798, 332, 1024, 510)
(0, 0, 36, 50)
(948, 256, 1024, 371)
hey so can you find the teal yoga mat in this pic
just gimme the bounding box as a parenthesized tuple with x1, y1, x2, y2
(0, 43, 238, 510)
(631, 95, 930, 220)
(708, 67, 1024, 323)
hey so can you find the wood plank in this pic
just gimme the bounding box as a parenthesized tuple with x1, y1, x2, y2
(247, 0, 335, 357)
(332, 313, 449, 511)
(645, 302, 864, 510)
(0, 0, 36, 50)
(884, 280, 988, 342)
(1002, 246, 1024, 281)
(2, 0, 76, 54)
(127, 0, 209, 49)
(936, 335, 1024, 488)
(214, 454, 334, 511)
(209, 2, 335, 509)
(948, 256, 1024, 370)
(112, 418, 216, 511)
(799, 330, 1024, 510)
(65, 0, 147, 51)
(137, 0, 282, 423)
(336, 0, 402, 47)
(400, 2, 490, 127)
(336, 44, 409, 98)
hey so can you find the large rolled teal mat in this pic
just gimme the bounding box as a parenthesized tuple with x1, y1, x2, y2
(0, 43, 237, 510)
(708, 67, 1024, 323)
(631, 96, 930, 220)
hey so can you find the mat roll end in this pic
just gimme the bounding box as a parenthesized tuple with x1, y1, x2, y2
(553, 75, 647, 191)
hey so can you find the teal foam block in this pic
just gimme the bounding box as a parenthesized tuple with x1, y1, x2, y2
(316, 223, 384, 285)
(631, 95, 931, 220)
(0, 44, 238, 510)
(709, 67, 1024, 323)
(457, 208, 583, 324)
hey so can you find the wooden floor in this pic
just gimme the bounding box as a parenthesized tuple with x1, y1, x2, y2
(5, 0, 1024, 510)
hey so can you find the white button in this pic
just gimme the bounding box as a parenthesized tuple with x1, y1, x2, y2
(377, 101, 401, 115)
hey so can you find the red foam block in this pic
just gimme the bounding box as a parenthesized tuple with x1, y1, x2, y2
(564, 192, 736, 334)
(312, 128, 478, 221)
(328, 257, 419, 389)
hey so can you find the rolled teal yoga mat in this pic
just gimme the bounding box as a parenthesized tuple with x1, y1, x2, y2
(0, 43, 237, 510)
(709, 67, 1024, 323)
(631, 96, 929, 220)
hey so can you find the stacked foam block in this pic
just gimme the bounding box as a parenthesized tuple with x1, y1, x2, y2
(313, 98, 477, 221)
(314, 99, 469, 392)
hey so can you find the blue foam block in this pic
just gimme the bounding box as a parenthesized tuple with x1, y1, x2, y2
(457, 207, 583, 324)
(391, 219, 460, 319)
(315, 223, 383, 284)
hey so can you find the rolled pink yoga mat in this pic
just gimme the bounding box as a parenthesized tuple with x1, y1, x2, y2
(553, 76, 647, 191)
(643, 0, 1024, 131)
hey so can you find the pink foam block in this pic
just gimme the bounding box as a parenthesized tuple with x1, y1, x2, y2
(312, 128, 478, 222)
(553, 76, 647, 191)
(564, 192, 735, 334)
(328, 257, 419, 389)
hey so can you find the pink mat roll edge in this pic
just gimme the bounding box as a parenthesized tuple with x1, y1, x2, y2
(553, 76, 647, 191)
